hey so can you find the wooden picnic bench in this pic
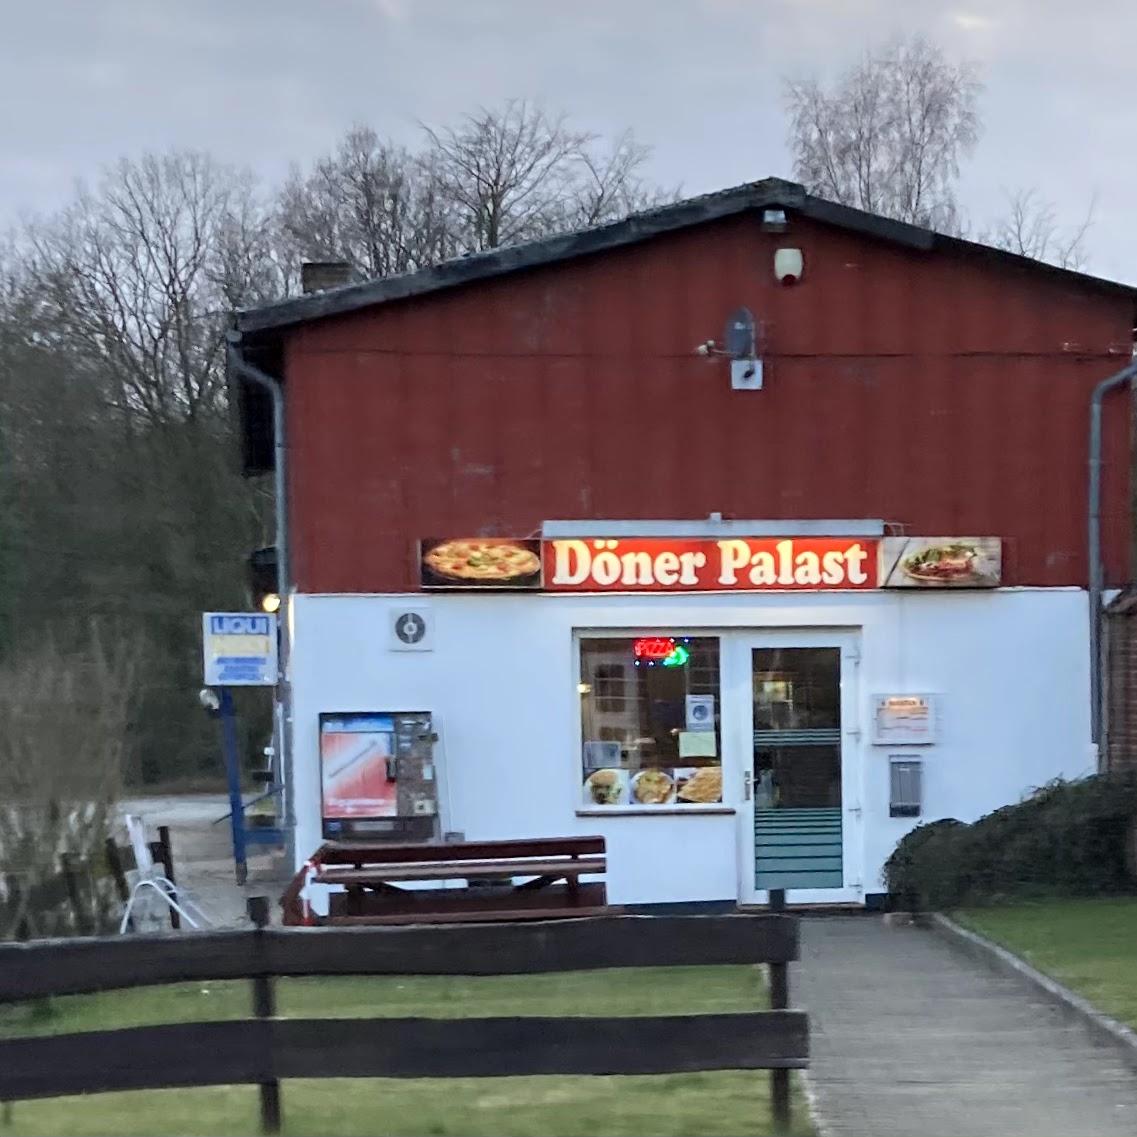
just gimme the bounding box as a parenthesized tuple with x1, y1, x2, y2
(282, 836, 614, 926)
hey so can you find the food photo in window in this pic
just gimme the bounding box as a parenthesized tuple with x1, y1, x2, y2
(579, 636, 722, 806)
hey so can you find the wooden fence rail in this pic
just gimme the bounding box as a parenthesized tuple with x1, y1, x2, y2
(0, 902, 808, 1134)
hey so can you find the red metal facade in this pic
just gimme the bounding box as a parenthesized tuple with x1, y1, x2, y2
(282, 213, 1133, 593)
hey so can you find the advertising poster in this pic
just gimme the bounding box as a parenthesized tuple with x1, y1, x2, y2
(685, 693, 715, 731)
(201, 612, 277, 686)
(320, 713, 397, 819)
(872, 695, 939, 745)
(878, 538, 1001, 588)
(420, 538, 542, 589)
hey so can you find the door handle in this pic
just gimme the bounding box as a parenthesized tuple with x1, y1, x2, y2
(743, 771, 752, 801)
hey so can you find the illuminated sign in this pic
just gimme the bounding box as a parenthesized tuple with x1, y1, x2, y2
(546, 538, 879, 592)
(633, 637, 690, 667)
(416, 536, 1002, 594)
(634, 637, 678, 661)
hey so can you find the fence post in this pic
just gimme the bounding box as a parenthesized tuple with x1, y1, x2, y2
(104, 837, 132, 933)
(59, 854, 90, 937)
(247, 896, 281, 1135)
(768, 899, 791, 1133)
(154, 827, 179, 930)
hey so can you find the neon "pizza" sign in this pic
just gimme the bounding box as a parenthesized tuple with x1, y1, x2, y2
(633, 637, 690, 667)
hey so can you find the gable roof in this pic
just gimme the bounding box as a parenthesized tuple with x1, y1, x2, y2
(236, 176, 1137, 341)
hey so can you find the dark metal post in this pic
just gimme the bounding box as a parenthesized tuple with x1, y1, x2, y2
(227, 337, 294, 870)
(59, 854, 90, 937)
(1088, 359, 1137, 765)
(155, 826, 179, 929)
(248, 896, 281, 1135)
(220, 687, 249, 885)
(769, 970, 791, 1131)
(768, 895, 791, 1133)
(104, 838, 132, 932)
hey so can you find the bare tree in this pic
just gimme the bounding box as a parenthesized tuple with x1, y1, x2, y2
(423, 100, 659, 252)
(986, 188, 1096, 270)
(0, 629, 143, 938)
(281, 106, 665, 274)
(784, 36, 981, 231)
(278, 126, 459, 279)
(2, 154, 276, 788)
(21, 151, 277, 427)
(567, 129, 676, 228)
(424, 100, 589, 250)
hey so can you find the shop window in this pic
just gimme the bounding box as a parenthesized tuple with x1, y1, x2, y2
(889, 758, 922, 818)
(579, 636, 722, 808)
(594, 664, 627, 712)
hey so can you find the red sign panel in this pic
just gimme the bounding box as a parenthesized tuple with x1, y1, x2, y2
(633, 636, 679, 661)
(544, 538, 879, 592)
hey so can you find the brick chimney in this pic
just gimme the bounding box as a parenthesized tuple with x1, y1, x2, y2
(301, 261, 354, 294)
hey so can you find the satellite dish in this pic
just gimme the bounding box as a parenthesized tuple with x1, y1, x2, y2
(724, 307, 756, 358)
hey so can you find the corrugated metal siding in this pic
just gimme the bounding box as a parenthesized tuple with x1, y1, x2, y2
(285, 213, 1133, 593)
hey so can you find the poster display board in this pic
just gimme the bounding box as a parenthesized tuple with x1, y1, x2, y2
(202, 612, 277, 686)
(320, 711, 439, 839)
(319, 713, 397, 820)
(872, 695, 939, 746)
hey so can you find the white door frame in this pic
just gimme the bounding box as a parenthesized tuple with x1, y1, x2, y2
(731, 629, 864, 906)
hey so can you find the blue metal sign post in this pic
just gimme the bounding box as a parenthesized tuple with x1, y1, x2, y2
(202, 612, 278, 885)
(218, 687, 249, 885)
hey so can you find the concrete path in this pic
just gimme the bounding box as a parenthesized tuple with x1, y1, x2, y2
(797, 917, 1137, 1137)
(118, 795, 289, 928)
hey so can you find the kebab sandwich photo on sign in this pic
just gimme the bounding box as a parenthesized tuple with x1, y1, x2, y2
(878, 537, 1001, 588)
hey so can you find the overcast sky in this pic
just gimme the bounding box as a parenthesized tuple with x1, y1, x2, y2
(4, 0, 1136, 280)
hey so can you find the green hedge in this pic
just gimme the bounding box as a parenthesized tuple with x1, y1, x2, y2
(884, 775, 1137, 910)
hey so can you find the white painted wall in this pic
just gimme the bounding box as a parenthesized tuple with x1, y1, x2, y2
(288, 588, 1094, 905)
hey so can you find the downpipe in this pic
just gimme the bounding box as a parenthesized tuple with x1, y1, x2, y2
(227, 332, 295, 867)
(1088, 358, 1137, 769)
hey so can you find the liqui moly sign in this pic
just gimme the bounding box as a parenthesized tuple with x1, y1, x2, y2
(545, 538, 878, 592)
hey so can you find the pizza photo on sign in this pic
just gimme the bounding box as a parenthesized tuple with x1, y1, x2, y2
(420, 538, 542, 589)
(879, 537, 1001, 588)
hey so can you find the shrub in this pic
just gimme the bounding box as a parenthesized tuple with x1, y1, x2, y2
(884, 774, 1137, 910)
(0, 627, 144, 938)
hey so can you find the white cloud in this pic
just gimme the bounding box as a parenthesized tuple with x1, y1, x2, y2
(950, 10, 996, 32)
(373, 0, 407, 21)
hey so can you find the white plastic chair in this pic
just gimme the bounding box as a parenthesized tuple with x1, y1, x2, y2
(118, 815, 212, 933)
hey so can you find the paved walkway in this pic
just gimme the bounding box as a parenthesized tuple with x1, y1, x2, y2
(119, 795, 289, 928)
(797, 917, 1137, 1137)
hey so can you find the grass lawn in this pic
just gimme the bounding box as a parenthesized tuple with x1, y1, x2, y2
(955, 897, 1137, 1029)
(0, 966, 813, 1137)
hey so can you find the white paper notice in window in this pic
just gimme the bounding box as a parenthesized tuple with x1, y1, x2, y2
(685, 694, 715, 731)
(872, 694, 938, 746)
(679, 731, 718, 759)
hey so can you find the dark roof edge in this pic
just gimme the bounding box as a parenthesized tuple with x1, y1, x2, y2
(236, 177, 1136, 336)
(236, 179, 801, 335)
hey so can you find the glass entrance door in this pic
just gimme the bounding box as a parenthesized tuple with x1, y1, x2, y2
(749, 641, 850, 895)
